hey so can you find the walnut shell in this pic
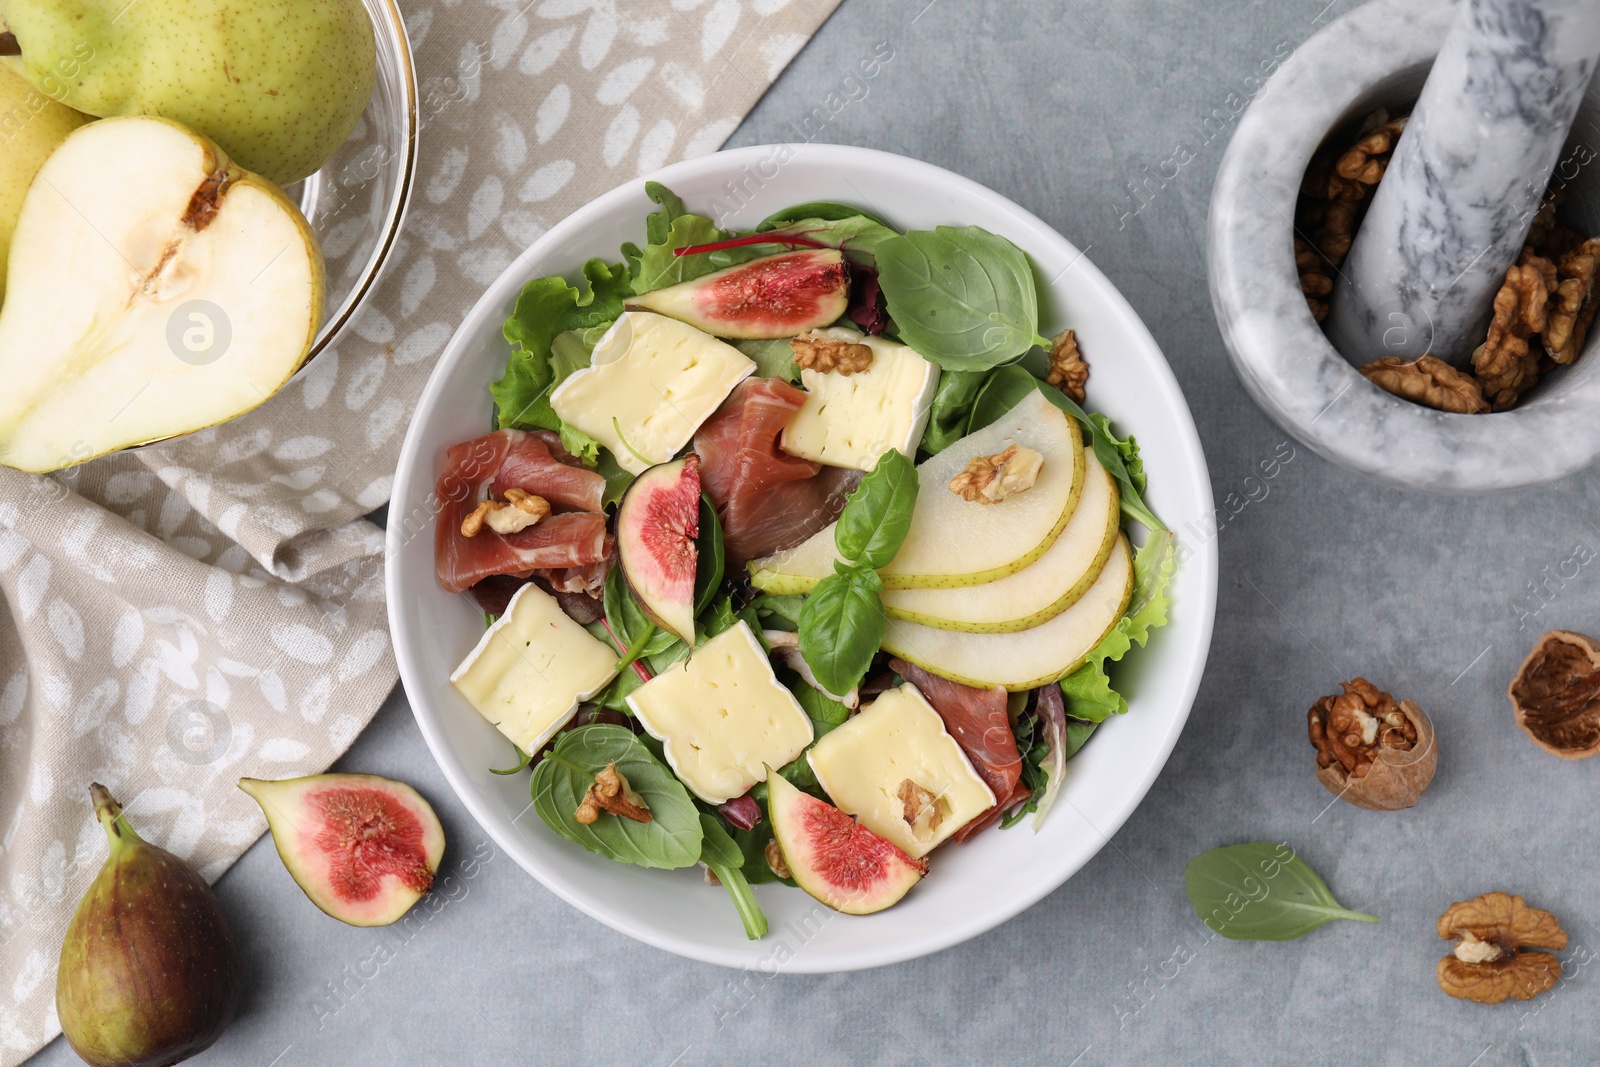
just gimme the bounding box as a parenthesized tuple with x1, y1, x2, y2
(1308, 681, 1436, 811)
(1509, 630, 1600, 758)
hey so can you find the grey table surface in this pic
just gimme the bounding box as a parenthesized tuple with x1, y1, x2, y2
(31, 0, 1600, 1064)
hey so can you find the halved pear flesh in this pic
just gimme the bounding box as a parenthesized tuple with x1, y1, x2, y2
(880, 452, 1120, 632)
(749, 389, 1085, 592)
(0, 116, 324, 473)
(882, 535, 1134, 691)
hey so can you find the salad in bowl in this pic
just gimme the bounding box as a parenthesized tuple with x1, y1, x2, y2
(426, 180, 1175, 940)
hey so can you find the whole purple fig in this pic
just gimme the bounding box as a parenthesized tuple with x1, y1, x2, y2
(55, 784, 242, 1066)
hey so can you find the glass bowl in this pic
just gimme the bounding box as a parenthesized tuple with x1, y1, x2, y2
(285, 0, 417, 361)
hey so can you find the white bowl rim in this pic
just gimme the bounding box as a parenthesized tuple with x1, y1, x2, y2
(387, 143, 1218, 972)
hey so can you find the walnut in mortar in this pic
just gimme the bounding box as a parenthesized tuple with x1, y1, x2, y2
(1508, 630, 1600, 758)
(1437, 892, 1567, 1004)
(1306, 678, 1436, 810)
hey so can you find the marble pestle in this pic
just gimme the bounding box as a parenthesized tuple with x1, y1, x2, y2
(1326, 0, 1600, 366)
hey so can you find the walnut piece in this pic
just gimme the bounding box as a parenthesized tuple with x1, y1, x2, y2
(1333, 116, 1407, 188)
(1360, 355, 1486, 414)
(948, 444, 1044, 504)
(764, 837, 791, 880)
(1508, 630, 1600, 759)
(1473, 255, 1558, 410)
(1295, 239, 1333, 322)
(1046, 328, 1089, 402)
(897, 778, 945, 840)
(573, 761, 652, 825)
(1543, 238, 1600, 364)
(460, 489, 552, 537)
(1307, 678, 1436, 811)
(1437, 892, 1567, 1004)
(791, 333, 873, 375)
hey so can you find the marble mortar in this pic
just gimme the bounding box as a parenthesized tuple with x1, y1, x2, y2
(1208, 0, 1600, 494)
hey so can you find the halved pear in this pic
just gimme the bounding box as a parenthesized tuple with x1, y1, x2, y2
(882, 535, 1134, 691)
(0, 116, 324, 473)
(749, 389, 1085, 592)
(0, 63, 90, 303)
(880, 452, 1120, 632)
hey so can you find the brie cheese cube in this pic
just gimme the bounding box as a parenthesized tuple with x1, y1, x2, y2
(806, 683, 994, 858)
(549, 310, 755, 474)
(780, 327, 940, 472)
(449, 584, 617, 753)
(626, 621, 814, 803)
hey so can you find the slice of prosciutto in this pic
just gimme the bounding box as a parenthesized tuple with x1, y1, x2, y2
(889, 658, 1024, 841)
(435, 430, 610, 594)
(694, 378, 860, 570)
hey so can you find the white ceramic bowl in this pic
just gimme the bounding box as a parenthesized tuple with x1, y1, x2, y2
(388, 144, 1218, 972)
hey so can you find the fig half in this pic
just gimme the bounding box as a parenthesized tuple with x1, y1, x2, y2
(627, 249, 850, 339)
(57, 785, 241, 1067)
(767, 772, 927, 915)
(239, 773, 445, 927)
(616, 454, 700, 644)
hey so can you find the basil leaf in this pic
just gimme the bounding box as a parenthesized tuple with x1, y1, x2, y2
(603, 566, 681, 671)
(751, 593, 806, 631)
(1185, 843, 1379, 941)
(834, 449, 919, 569)
(699, 814, 768, 940)
(694, 493, 725, 616)
(758, 201, 894, 230)
(735, 337, 798, 381)
(876, 226, 1050, 372)
(920, 369, 988, 455)
(797, 566, 885, 697)
(530, 725, 703, 869)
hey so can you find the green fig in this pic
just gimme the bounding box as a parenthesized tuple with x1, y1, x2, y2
(55, 784, 242, 1067)
(0, 0, 375, 186)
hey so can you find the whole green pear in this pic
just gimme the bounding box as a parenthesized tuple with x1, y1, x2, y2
(55, 784, 243, 1067)
(0, 0, 375, 186)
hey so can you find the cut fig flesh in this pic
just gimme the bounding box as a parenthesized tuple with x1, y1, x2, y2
(628, 249, 850, 340)
(766, 771, 926, 915)
(239, 773, 445, 927)
(616, 455, 700, 644)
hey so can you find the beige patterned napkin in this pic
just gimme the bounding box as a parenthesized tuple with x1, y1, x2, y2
(0, 0, 838, 1059)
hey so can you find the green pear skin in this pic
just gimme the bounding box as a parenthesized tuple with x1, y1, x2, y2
(56, 785, 242, 1067)
(0, 60, 87, 302)
(1, 0, 376, 185)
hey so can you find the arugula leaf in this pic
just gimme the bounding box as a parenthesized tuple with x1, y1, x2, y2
(489, 741, 535, 776)
(694, 494, 725, 617)
(876, 226, 1050, 372)
(1062, 719, 1098, 760)
(758, 201, 894, 230)
(1185, 843, 1379, 940)
(603, 566, 682, 672)
(699, 813, 769, 940)
(735, 337, 798, 381)
(530, 725, 703, 869)
(834, 450, 919, 570)
(494, 259, 629, 430)
(920, 370, 988, 455)
(1058, 531, 1176, 721)
(798, 565, 886, 697)
(594, 447, 634, 509)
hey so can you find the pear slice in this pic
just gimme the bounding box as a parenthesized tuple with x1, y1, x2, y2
(749, 389, 1085, 592)
(882, 535, 1134, 691)
(880, 452, 1120, 632)
(0, 116, 324, 473)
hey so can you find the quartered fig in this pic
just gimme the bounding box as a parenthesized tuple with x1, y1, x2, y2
(627, 249, 851, 339)
(56, 784, 242, 1067)
(238, 773, 445, 927)
(766, 772, 926, 915)
(616, 455, 700, 644)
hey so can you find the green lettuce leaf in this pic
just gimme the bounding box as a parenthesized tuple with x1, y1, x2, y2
(1058, 531, 1176, 721)
(623, 183, 768, 293)
(494, 258, 630, 430)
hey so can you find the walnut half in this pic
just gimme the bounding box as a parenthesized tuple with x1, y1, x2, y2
(573, 762, 652, 825)
(1360, 355, 1486, 414)
(1508, 630, 1600, 758)
(897, 778, 945, 841)
(791, 333, 873, 375)
(1307, 678, 1436, 810)
(1437, 892, 1566, 1004)
(948, 444, 1044, 504)
(1046, 328, 1089, 402)
(460, 489, 551, 537)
